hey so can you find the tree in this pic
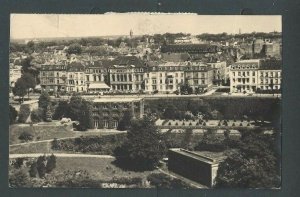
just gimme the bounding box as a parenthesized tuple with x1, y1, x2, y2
(29, 162, 38, 177)
(21, 73, 36, 99)
(66, 43, 82, 54)
(117, 110, 133, 131)
(12, 78, 27, 103)
(181, 128, 193, 150)
(9, 105, 18, 124)
(163, 104, 177, 119)
(215, 132, 280, 188)
(114, 116, 166, 171)
(52, 101, 69, 120)
(46, 154, 56, 173)
(18, 104, 31, 123)
(38, 91, 51, 110)
(67, 95, 93, 131)
(30, 108, 43, 123)
(36, 155, 47, 178)
(180, 82, 193, 95)
(45, 105, 53, 122)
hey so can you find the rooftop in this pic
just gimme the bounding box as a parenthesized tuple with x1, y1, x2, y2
(259, 59, 282, 70)
(169, 148, 227, 164)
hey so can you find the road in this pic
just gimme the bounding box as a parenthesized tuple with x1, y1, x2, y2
(9, 153, 115, 159)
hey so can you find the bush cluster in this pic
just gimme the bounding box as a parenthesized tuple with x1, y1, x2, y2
(147, 173, 194, 189)
(51, 134, 127, 155)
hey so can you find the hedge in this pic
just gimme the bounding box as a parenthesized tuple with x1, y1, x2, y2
(52, 134, 127, 154)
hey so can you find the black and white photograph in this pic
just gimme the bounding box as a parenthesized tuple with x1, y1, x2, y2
(8, 13, 281, 189)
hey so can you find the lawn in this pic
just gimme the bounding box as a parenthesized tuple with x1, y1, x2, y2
(52, 157, 159, 182)
(9, 123, 120, 145)
(10, 141, 51, 154)
(9, 123, 75, 145)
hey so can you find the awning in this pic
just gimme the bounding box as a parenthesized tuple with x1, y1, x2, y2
(89, 83, 110, 89)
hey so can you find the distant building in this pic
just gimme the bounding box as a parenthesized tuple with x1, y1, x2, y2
(207, 61, 228, 85)
(40, 63, 68, 92)
(9, 65, 22, 87)
(92, 97, 144, 129)
(257, 59, 282, 91)
(109, 56, 146, 92)
(66, 62, 86, 92)
(144, 61, 186, 93)
(161, 44, 219, 54)
(184, 62, 214, 92)
(85, 60, 111, 93)
(229, 59, 281, 93)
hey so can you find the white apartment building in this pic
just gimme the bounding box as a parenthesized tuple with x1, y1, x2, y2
(144, 62, 185, 93)
(229, 59, 281, 93)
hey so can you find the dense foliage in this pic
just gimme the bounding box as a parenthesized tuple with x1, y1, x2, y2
(215, 131, 280, 188)
(18, 104, 31, 123)
(9, 105, 18, 124)
(66, 95, 93, 131)
(52, 134, 127, 155)
(117, 110, 133, 131)
(147, 173, 194, 189)
(146, 97, 280, 123)
(114, 116, 166, 171)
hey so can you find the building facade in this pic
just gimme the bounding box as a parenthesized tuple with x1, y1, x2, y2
(92, 98, 144, 129)
(229, 59, 281, 93)
(184, 62, 214, 91)
(85, 60, 111, 93)
(144, 61, 185, 93)
(40, 64, 68, 92)
(109, 56, 145, 92)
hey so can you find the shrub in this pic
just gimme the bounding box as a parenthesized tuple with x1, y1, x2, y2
(13, 158, 25, 169)
(147, 173, 193, 189)
(9, 169, 31, 188)
(36, 155, 47, 178)
(168, 122, 172, 126)
(194, 132, 227, 152)
(46, 154, 56, 173)
(19, 131, 34, 142)
(30, 108, 44, 123)
(9, 105, 18, 124)
(239, 122, 243, 126)
(29, 162, 38, 177)
(18, 104, 31, 123)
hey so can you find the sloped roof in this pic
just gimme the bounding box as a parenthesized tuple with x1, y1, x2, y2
(259, 59, 281, 70)
(161, 52, 191, 62)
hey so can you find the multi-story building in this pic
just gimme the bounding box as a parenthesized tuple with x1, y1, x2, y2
(40, 63, 68, 92)
(257, 60, 282, 91)
(207, 61, 228, 85)
(66, 62, 86, 92)
(184, 62, 214, 91)
(91, 97, 144, 129)
(109, 56, 145, 92)
(144, 61, 186, 93)
(229, 59, 281, 93)
(85, 60, 111, 93)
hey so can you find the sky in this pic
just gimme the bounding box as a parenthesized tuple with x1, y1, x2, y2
(10, 13, 282, 39)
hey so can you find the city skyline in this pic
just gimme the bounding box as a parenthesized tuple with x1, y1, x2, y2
(10, 14, 281, 39)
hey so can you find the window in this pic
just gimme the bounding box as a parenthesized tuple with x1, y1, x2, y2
(103, 120, 109, 128)
(86, 75, 90, 81)
(160, 79, 163, 84)
(129, 75, 132, 81)
(112, 75, 115, 81)
(152, 79, 157, 84)
(253, 78, 255, 83)
(152, 85, 157, 90)
(112, 120, 118, 128)
(253, 72, 255, 76)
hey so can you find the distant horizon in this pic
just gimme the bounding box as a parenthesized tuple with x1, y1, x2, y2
(11, 14, 282, 40)
(10, 31, 282, 42)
